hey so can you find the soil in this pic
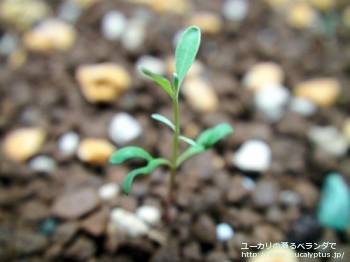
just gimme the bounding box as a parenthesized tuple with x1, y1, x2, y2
(0, 1, 350, 262)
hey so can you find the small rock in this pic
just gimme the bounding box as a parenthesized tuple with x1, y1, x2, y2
(23, 18, 77, 52)
(216, 223, 234, 242)
(101, 10, 127, 40)
(342, 118, 350, 143)
(252, 179, 279, 209)
(58, 0, 82, 23)
(28, 155, 57, 172)
(136, 55, 166, 79)
(52, 187, 100, 220)
(192, 214, 216, 244)
(121, 19, 146, 51)
(75, 63, 131, 103)
(80, 207, 109, 236)
(110, 208, 149, 237)
(279, 190, 301, 205)
(182, 76, 218, 112)
(77, 138, 116, 165)
(0, 33, 17, 56)
(241, 176, 256, 190)
(293, 180, 319, 209)
(52, 221, 79, 245)
(233, 140, 272, 172)
(13, 231, 48, 255)
(343, 6, 350, 29)
(0, 0, 50, 31)
(64, 236, 96, 261)
(150, 0, 192, 15)
(3, 127, 46, 162)
(183, 242, 202, 261)
(254, 83, 290, 122)
(186, 11, 223, 34)
(72, 0, 100, 9)
(135, 205, 161, 226)
(222, 0, 249, 21)
(308, 0, 335, 12)
(39, 218, 58, 236)
(247, 247, 298, 262)
(294, 78, 341, 108)
(287, 2, 319, 29)
(308, 125, 349, 157)
(19, 200, 50, 221)
(226, 176, 250, 204)
(108, 113, 142, 145)
(318, 173, 349, 231)
(98, 182, 120, 201)
(289, 97, 317, 117)
(243, 62, 284, 92)
(57, 131, 80, 155)
(288, 214, 322, 243)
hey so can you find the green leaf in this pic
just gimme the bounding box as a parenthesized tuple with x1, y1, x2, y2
(140, 67, 174, 99)
(109, 146, 153, 165)
(196, 123, 233, 149)
(179, 136, 197, 147)
(175, 26, 201, 95)
(123, 158, 171, 194)
(176, 123, 233, 167)
(151, 114, 175, 131)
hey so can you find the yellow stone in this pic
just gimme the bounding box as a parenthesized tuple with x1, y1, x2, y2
(3, 128, 46, 162)
(77, 138, 116, 165)
(243, 62, 284, 92)
(0, 0, 50, 31)
(248, 247, 299, 262)
(342, 118, 350, 143)
(23, 19, 77, 53)
(182, 76, 218, 113)
(150, 0, 192, 15)
(287, 2, 318, 29)
(343, 6, 350, 29)
(186, 12, 222, 34)
(307, 0, 335, 12)
(71, 0, 100, 9)
(75, 63, 131, 103)
(294, 78, 340, 107)
(7, 48, 27, 69)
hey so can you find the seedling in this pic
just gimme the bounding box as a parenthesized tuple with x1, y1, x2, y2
(109, 26, 233, 222)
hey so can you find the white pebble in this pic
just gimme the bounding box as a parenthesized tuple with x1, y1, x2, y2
(233, 140, 271, 172)
(241, 176, 256, 191)
(279, 190, 301, 205)
(0, 33, 17, 56)
(110, 208, 149, 237)
(135, 205, 161, 226)
(28, 155, 57, 172)
(57, 132, 80, 155)
(121, 19, 146, 51)
(289, 97, 317, 116)
(216, 223, 234, 242)
(98, 183, 120, 201)
(109, 113, 142, 145)
(308, 126, 349, 157)
(254, 83, 290, 122)
(136, 55, 166, 79)
(101, 10, 127, 40)
(222, 0, 249, 21)
(58, 0, 82, 23)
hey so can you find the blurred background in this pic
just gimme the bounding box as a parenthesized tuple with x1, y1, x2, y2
(0, 0, 350, 261)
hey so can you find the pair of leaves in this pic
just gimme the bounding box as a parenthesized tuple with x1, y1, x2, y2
(109, 147, 171, 194)
(109, 123, 233, 194)
(140, 26, 201, 99)
(176, 123, 233, 166)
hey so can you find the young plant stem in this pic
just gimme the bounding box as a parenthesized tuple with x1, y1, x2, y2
(165, 97, 180, 223)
